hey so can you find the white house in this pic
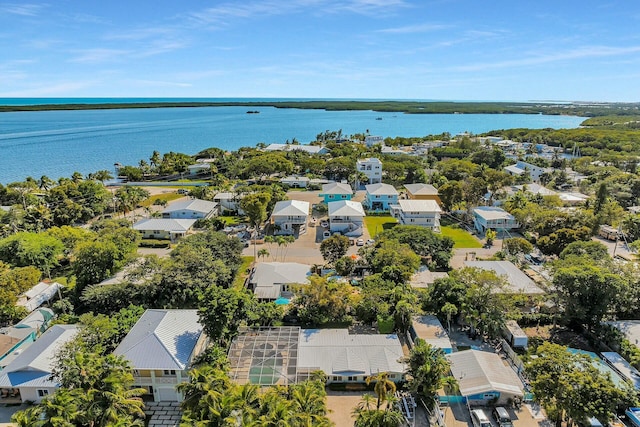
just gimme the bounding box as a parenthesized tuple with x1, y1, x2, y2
(279, 176, 310, 188)
(472, 206, 520, 234)
(356, 158, 382, 185)
(16, 281, 63, 313)
(213, 192, 245, 215)
(264, 144, 329, 155)
(270, 200, 310, 236)
(364, 136, 384, 147)
(133, 218, 197, 241)
(187, 163, 211, 175)
(248, 262, 311, 301)
(0, 325, 79, 403)
(328, 200, 366, 237)
(409, 316, 453, 354)
(113, 309, 207, 402)
(363, 183, 399, 211)
(390, 200, 442, 231)
(298, 329, 405, 384)
(504, 161, 551, 182)
(161, 198, 218, 219)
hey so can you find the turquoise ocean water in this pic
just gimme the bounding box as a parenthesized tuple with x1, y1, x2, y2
(0, 98, 585, 184)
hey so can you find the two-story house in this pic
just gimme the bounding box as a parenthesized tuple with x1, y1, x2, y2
(472, 206, 520, 234)
(328, 200, 366, 237)
(404, 183, 442, 206)
(390, 200, 442, 231)
(504, 161, 551, 183)
(363, 183, 399, 211)
(270, 200, 310, 236)
(113, 309, 207, 402)
(356, 158, 382, 185)
(319, 182, 353, 203)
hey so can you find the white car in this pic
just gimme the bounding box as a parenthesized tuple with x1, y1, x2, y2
(320, 220, 329, 228)
(356, 238, 365, 246)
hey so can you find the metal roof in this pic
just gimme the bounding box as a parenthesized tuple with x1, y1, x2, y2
(249, 262, 311, 300)
(404, 183, 439, 196)
(271, 200, 309, 217)
(298, 329, 405, 376)
(15, 308, 54, 330)
(472, 206, 516, 221)
(365, 183, 398, 196)
(411, 316, 452, 350)
(0, 325, 79, 388)
(162, 198, 217, 214)
(397, 199, 441, 213)
(328, 200, 366, 217)
(17, 282, 63, 313)
(605, 320, 640, 348)
(463, 261, 544, 294)
(133, 218, 197, 232)
(113, 309, 203, 371)
(321, 182, 353, 195)
(446, 350, 524, 398)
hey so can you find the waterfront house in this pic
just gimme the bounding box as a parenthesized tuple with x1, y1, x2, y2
(279, 176, 310, 188)
(328, 200, 365, 237)
(113, 309, 207, 402)
(213, 192, 245, 215)
(472, 206, 519, 234)
(446, 349, 524, 405)
(319, 182, 353, 203)
(363, 183, 399, 211)
(270, 200, 310, 236)
(16, 282, 62, 313)
(364, 136, 384, 147)
(504, 160, 551, 183)
(132, 218, 196, 241)
(356, 158, 382, 185)
(248, 262, 311, 301)
(0, 325, 79, 403)
(161, 198, 218, 219)
(390, 199, 441, 231)
(404, 183, 442, 206)
(187, 163, 211, 175)
(264, 143, 329, 155)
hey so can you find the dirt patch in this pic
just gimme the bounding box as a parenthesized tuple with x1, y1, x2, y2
(326, 391, 369, 427)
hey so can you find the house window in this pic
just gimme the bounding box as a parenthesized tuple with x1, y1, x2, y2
(341, 195, 347, 199)
(348, 376, 357, 382)
(331, 376, 340, 382)
(163, 370, 176, 376)
(132, 369, 140, 376)
(37, 389, 49, 397)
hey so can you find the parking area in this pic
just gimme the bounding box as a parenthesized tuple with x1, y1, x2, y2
(443, 402, 547, 427)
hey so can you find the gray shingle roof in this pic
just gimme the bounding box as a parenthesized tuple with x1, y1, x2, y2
(365, 183, 398, 196)
(113, 309, 203, 371)
(321, 182, 353, 195)
(328, 200, 365, 217)
(271, 200, 309, 217)
(404, 183, 439, 196)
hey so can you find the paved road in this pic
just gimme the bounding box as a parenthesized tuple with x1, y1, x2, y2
(0, 403, 27, 423)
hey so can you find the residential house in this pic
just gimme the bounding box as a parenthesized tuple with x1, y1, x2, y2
(14, 308, 55, 336)
(364, 136, 384, 147)
(319, 182, 353, 203)
(472, 206, 520, 234)
(463, 260, 544, 294)
(328, 200, 366, 237)
(363, 183, 399, 211)
(187, 163, 211, 175)
(381, 146, 406, 155)
(390, 199, 442, 231)
(298, 329, 405, 384)
(446, 349, 524, 405)
(270, 200, 310, 236)
(132, 218, 197, 241)
(356, 158, 382, 185)
(0, 325, 79, 402)
(213, 192, 245, 215)
(1, 308, 56, 370)
(404, 183, 442, 206)
(113, 309, 207, 402)
(264, 144, 329, 155)
(161, 198, 218, 219)
(409, 316, 453, 354)
(504, 160, 551, 182)
(16, 282, 62, 313)
(247, 262, 311, 301)
(279, 176, 310, 188)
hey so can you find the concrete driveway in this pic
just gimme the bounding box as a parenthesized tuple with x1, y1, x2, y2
(0, 403, 27, 423)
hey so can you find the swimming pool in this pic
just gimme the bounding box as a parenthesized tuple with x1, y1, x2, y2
(567, 348, 628, 389)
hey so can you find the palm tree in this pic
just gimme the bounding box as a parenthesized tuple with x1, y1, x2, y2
(258, 248, 270, 260)
(441, 302, 458, 332)
(365, 372, 396, 410)
(178, 365, 231, 420)
(38, 175, 54, 191)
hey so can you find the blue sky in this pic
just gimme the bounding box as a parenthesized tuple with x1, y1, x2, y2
(1, 0, 639, 101)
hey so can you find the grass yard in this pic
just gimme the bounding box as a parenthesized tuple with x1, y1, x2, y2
(220, 216, 245, 225)
(139, 193, 183, 207)
(440, 225, 482, 248)
(364, 216, 397, 238)
(233, 256, 255, 288)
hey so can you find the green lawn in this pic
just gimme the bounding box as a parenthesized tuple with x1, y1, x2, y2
(233, 256, 255, 288)
(364, 216, 398, 238)
(220, 216, 246, 225)
(139, 193, 183, 207)
(441, 226, 482, 248)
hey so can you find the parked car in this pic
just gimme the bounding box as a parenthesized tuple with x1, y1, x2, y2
(177, 189, 189, 195)
(471, 409, 491, 427)
(322, 230, 331, 239)
(356, 238, 364, 246)
(320, 220, 329, 228)
(492, 407, 513, 427)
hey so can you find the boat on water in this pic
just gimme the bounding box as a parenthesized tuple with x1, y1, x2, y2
(246, 110, 260, 114)
(375, 117, 382, 120)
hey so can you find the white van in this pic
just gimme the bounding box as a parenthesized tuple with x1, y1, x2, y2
(471, 409, 492, 427)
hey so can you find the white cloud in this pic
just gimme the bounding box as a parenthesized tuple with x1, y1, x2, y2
(377, 23, 450, 34)
(70, 48, 131, 64)
(0, 3, 46, 16)
(0, 80, 97, 97)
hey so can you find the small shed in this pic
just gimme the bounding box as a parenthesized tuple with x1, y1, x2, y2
(503, 320, 528, 348)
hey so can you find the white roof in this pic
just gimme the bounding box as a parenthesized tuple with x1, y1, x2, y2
(187, 163, 210, 170)
(322, 182, 353, 195)
(17, 282, 63, 312)
(463, 261, 544, 294)
(513, 183, 557, 196)
(404, 183, 439, 196)
(411, 316, 452, 350)
(504, 164, 526, 175)
(0, 325, 79, 388)
(213, 192, 237, 200)
(280, 176, 310, 182)
(410, 268, 449, 288)
(272, 200, 309, 217)
(605, 320, 640, 348)
(162, 198, 217, 214)
(265, 144, 326, 154)
(601, 352, 640, 389)
(397, 199, 441, 213)
(365, 183, 398, 196)
(357, 157, 382, 165)
(113, 309, 203, 371)
(446, 350, 524, 398)
(473, 206, 516, 221)
(250, 262, 311, 299)
(328, 200, 366, 217)
(15, 308, 55, 330)
(505, 320, 527, 339)
(133, 218, 196, 232)
(298, 329, 405, 375)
